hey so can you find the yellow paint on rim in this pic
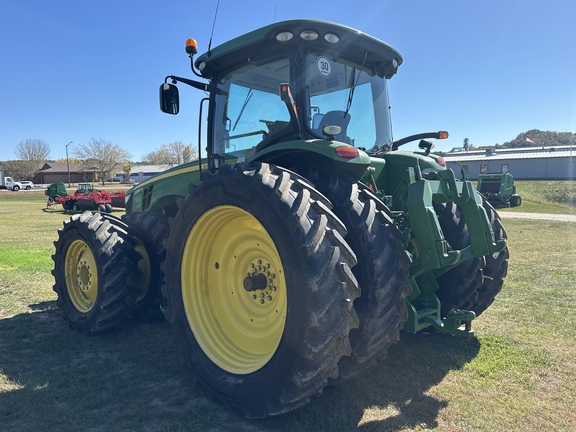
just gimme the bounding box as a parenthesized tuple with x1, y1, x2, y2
(134, 239, 151, 301)
(65, 239, 99, 313)
(182, 205, 287, 374)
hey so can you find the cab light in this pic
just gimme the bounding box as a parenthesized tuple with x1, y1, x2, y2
(438, 131, 449, 139)
(300, 30, 318, 41)
(324, 33, 339, 43)
(276, 31, 293, 42)
(437, 157, 446, 167)
(185, 38, 198, 55)
(335, 146, 359, 159)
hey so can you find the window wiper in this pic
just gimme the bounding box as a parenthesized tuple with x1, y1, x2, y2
(232, 89, 253, 131)
(344, 51, 368, 117)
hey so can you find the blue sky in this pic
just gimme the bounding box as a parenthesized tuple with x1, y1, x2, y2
(1, 0, 574, 161)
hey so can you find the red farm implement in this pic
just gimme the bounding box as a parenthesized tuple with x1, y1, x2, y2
(45, 182, 125, 212)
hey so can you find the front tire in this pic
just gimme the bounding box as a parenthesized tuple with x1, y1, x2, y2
(162, 162, 360, 418)
(433, 202, 483, 317)
(52, 212, 141, 334)
(473, 199, 509, 316)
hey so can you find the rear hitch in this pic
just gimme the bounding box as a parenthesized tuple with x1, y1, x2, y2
(423, 309, 476, 337)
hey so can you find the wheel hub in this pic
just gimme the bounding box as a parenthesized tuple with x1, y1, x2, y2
(76, 260, 93, 291)
(244, 260, 277, 304)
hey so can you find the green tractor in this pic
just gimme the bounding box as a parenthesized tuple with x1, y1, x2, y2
(477, 172, 521, 207)
(52, 19, 508, 417)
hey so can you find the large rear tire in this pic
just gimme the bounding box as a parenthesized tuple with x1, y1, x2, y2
(162, 162, 360, 418)
(300, 170, 411, 379)
(473, 199, 509, 316)
(433, 202, 484, 317)
(52, 212, 141, 334)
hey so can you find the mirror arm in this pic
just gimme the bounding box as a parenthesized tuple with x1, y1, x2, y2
(165, 75, 208, 92)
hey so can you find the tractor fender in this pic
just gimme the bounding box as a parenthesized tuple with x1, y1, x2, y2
(250, 139, 371, 180)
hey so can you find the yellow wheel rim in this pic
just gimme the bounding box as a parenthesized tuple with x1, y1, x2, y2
(134, 239, 151, 301)
(182, 205, 287, 374)
(65, 239, 99, 313)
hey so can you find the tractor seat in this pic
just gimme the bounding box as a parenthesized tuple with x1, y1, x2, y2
(317, 110, 352, 144)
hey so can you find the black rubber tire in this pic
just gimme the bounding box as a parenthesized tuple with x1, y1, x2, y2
(121, 211, 170, 322)
(97, 204, 106, 213)
(62, 200, 74, 211)
(13, 185, 20, 191)
(433, 202, 484, 317)
(162, 162, 360, 418)
(472, 199, 509, 316)
(300, 169, 411, 379)
(105, 204, 113, 213)
(510, 194, 521, 207)
(52, 212, 141, 334)
(72, 203, 80, 212)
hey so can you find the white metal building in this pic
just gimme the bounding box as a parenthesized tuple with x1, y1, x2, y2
(443, 146, 576, 180)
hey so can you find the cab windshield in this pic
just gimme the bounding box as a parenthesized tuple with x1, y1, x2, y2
(304, 51, 393, 150)
(211, 52, 394, 160)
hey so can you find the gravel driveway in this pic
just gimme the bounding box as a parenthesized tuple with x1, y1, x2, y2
(499, 212, 576, 223)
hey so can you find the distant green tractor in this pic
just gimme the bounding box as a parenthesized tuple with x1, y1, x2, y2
(52, 19, 508, 417)
(477, 172, 521, 207)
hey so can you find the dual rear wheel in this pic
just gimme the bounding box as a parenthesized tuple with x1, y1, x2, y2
(161, 162, 362, 417)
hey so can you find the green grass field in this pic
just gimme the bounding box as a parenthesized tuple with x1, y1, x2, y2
(1, 187, 575, 431)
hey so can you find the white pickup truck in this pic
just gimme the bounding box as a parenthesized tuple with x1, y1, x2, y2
(0, 170, 22, 191)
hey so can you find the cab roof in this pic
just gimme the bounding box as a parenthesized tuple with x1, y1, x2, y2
(195, 19, 403, 80)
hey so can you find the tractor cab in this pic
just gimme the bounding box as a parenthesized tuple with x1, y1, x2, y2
(76, 183, 94, 194)
(161, 20, 402, 178)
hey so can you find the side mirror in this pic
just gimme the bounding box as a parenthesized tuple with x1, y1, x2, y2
(159, 83, 180, 115)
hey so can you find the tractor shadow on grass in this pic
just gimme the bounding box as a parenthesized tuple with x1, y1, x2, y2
(258, 330, 481, 431)
(0, 302, 480, 432)
(0, 302, 222, 431)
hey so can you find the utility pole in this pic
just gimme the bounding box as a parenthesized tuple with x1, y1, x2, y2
(66, 141, 73, 187)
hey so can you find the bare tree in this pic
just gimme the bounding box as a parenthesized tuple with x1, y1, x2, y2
(15, 139, 50, 179)
(73, 138, 132, 185)
(16, 138, 50, 161)
(142, 142, 197, 167)
(0, 160, 29, 180)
